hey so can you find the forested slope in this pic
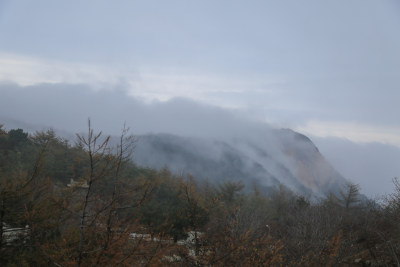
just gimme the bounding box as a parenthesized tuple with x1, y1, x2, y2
(1, 124, 400, 266)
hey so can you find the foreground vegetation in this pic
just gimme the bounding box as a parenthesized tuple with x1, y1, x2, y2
(1, 123, 399, 266)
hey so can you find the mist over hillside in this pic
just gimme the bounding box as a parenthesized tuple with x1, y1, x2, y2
(1, 82, 397, 197)
(133, 130, 347, 198)
(1, 115, 347, 197)
(0, 82, 347, 197)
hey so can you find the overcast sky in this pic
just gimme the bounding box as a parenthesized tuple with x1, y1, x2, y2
(1, 0, 399, 145)
(0, 1, 399, 196)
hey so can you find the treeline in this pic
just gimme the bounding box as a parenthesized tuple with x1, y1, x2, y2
(0, 123, 400, 266)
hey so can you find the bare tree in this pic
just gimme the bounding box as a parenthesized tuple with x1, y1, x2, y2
(75, 120, 112, 266)
(71, 120, 159, 266)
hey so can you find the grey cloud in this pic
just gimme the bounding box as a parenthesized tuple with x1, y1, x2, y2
(1, 1, 399, 74)
(0, 82, 271, 140)
(1, 82, 398, 197)
(1, 1, 399, 131)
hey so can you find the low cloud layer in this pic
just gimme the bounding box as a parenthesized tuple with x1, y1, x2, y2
(1, 1, 399, 133)
(1, 83, 399, 197)
(0, 82, 270, 140)
(1, 52, 399, 149)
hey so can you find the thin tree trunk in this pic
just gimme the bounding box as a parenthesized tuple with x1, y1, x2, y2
(77, 125, 95, 267)
(77, 154, 93, 267)
(0, 198, 4, 249)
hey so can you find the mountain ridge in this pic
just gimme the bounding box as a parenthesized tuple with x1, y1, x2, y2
(133, 129, 347, 198)
(0, 117, 348, 198)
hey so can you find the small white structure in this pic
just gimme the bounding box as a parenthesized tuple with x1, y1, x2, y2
(2, 224, 30, 244)
(67, 178, 89, 189)
(129, 233, 153, 242)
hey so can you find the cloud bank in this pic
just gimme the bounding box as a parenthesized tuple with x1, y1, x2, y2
(1, 82, 399, 197)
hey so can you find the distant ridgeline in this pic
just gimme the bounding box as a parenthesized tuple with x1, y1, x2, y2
(0, 121, 348, 198)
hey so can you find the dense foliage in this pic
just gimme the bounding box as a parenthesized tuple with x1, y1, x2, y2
(1, 123, 399, 266)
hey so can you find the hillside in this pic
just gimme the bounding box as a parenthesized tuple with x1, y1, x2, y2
(133, 129, 347, 198)
(1, 124, 400, 266)
(1, 117, 348, 198)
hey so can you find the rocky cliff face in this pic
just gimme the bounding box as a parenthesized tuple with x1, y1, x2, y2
(133, 129, 347, 198)
(275, 129, 347, 196)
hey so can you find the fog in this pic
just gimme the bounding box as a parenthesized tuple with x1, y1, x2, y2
(0, 82, 270, 139)
(1, 82, 398, 197)
(313, 137, 400, 198)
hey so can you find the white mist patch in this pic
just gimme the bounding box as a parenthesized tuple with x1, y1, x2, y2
(0, 83, 392, 196)
(296, 120, 400, 148)
(0, 52, 126, 88)
(0, 52, 283, 110)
